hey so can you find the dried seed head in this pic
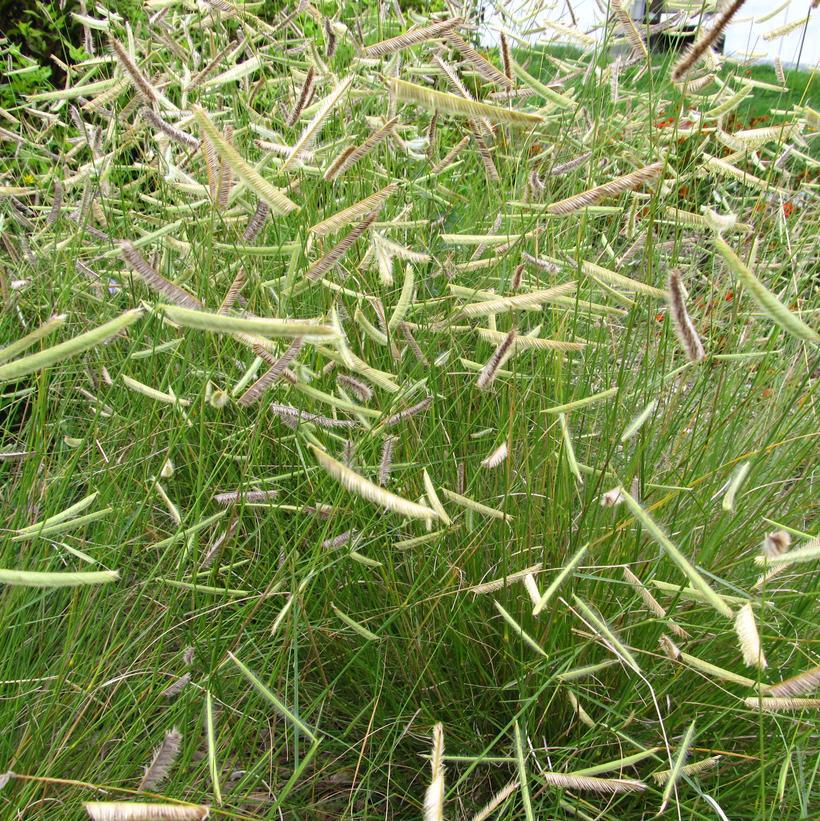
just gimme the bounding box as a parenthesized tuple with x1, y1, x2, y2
(744, 697, 820, 712)
(213, 490, 279, 505)
(85, 803, 208, 820)
(209, 389, 230, 409)
(238, 338, 303, 407)
(667, 270, 705, 362)
(703, 207, 737, 234)
(382, 395, 433, 429)
(481, 441, 508, 469)
(285, 66, 315, 128)
(659, 634, 681, 660)
(109, 35, 158, 105)
(768, 665, 820, 698)
(547, 162, 663, 214)
(141, 108, 200, 149)
(322, 529, 357, 549)
(476, 329, 516, 390)
(243, 200, 270, 242)
(540, 772, 646, 793)
(430, 135, 470, 175)
(735, 603, 767, 669)
(121, 241, 203, 310)
(424, 722, 445, 821)
(337, 373, 373, 403)
(160, 673, 190, 698)
(379, 435, 397, 486)
(139, 728, 182, 791)
(269, 403, 357, 429)
(600, 487, 625, 507)
(762, 530, 791, 557)
(672, 0, 749, 81)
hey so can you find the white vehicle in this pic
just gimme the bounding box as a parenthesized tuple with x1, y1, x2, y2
(631, 1, 725, 54)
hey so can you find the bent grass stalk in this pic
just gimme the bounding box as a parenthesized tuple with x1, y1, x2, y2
(0, 569, 119, 587)
(513, 721, 535, 821)
(227, 652, 318, 743)
(311, 445, 439, 521)
(192, 106, 299, 215)
(0, 309, 143, 383)
(714, 236, 819, 344)
(620, 490, 734, 619)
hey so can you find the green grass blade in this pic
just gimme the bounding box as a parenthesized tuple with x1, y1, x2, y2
(227, 652, 319, 743)
(513, 721, 535, 821)
(532, 544, 588, 616)
(205, 690, 223, 806)
(620, 491, 734, 619)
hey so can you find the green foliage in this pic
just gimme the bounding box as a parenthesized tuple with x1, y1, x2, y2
(0, 0, 147, 96)
(0, 0, 76, 73)
(0, 37, 52, 108)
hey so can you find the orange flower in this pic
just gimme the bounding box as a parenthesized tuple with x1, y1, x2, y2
(783, 202, 794, 217)
(725, 290, 734, 302)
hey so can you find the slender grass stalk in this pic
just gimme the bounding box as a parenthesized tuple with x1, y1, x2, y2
(658, 721, 696, 814)
(572, 595, 641, 673)
(205, 690, 222, 806)
(513, 721, 535, 821)
(493, 602, 548, 658)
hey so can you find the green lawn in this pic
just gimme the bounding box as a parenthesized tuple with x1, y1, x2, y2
(521, 42, 816, 123)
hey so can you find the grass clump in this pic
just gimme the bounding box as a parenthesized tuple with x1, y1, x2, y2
(0, 3, 817, 819)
